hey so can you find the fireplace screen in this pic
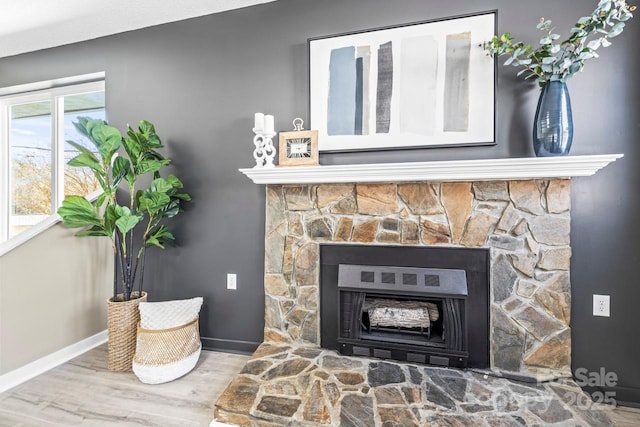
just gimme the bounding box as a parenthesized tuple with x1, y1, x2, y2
(337, 264, 468, 367)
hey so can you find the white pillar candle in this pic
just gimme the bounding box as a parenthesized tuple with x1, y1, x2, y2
(264, 114, 274, 134)
(254, 112, 264, 131)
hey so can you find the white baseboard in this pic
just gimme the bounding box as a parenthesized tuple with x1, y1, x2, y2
(210, 421, 236, 427)
(0, 330, 107, 394)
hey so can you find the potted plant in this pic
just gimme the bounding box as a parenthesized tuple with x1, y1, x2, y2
(486, 0, 635, 156)
(57, 117, 190, 371)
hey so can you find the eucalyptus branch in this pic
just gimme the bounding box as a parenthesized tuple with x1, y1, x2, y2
(486, 0, 635, 86)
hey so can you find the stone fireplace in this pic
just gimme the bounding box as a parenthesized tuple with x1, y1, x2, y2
(214, 157, 622, 425)
(264, 179, 573, 377)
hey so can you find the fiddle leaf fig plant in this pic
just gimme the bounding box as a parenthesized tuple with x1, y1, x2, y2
(58, 117, 191, 302)
(486, 0, 635, 86)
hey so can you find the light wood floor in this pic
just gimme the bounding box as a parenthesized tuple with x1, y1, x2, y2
(613, 406, 640, 427)
(0, 344, 248, 426)
(1, 344, 638, 426)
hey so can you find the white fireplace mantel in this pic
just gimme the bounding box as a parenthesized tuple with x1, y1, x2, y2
(239, 154, 623, 185)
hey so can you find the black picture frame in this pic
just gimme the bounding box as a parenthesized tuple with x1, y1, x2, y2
(308, 11, 497, 153)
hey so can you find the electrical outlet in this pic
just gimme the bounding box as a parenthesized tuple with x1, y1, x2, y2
(227, 273, 237, 290)
(593, 294, 610, 317)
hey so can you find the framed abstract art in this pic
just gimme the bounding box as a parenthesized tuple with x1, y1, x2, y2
(309, 11, 496, 152)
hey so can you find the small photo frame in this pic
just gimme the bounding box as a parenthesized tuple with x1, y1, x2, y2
(278, 129, 319, 167)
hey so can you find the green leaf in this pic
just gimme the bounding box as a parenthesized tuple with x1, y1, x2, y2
(124, 167, 135, 188)
(115, 208, 142, 235)
(145, 225, 175, 249)
(619, 13, 632, 22)
(59, 214, 100, 229)
(104, 204, 117, 237)
(599, 1, 612, 13)
(139, 192, 171, 213)
(90, 123, 122, 160)
(115, 216, 141, 235)
(68, 152, 103, 173)
(73, 117, 105, 147)
(542, 56, 556, 64)
(158, 199, 181, 219)
(123, 135, 142, 166)
(166, 174, 184, 189)
(58, 195, 94, 216)
(504, 56, 515, 66)
(58, 196, 102, 228)
(173, 193, 191, 202)
(608, 21, 625, 37)
(111, 156, 131, 188)
(138, 120, 156, 136)
(151, 178, 173, 194)
(66, 140, 99, 159)
(136, 159, 170, 175)
(147, 134, 163, 148)
(76, 225, 109, 237)
(95, 192, 108, 208)
(587, 39, 601, 50)
(578, 52, 594, 60)
(569, 62, 583, 74)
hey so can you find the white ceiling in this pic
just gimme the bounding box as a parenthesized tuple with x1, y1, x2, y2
(0, 0, 276, 58)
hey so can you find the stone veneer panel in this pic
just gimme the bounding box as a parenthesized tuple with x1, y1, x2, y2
(263, 180, 572, 375)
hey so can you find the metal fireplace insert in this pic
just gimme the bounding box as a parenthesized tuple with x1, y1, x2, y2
(320, 245, 489, 369)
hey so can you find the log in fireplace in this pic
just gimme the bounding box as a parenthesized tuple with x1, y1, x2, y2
(320, 244, 490, 368)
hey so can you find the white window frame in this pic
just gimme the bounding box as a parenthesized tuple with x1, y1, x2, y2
(0, 77, 105, 252)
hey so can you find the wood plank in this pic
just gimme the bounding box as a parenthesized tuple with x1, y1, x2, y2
(610, 406, 640, 427)
(0, 344, 248, 426)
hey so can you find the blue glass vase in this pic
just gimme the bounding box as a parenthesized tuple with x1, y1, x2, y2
(532, 81, 573, 156)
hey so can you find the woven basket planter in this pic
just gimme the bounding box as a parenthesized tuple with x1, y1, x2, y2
(107, 291, 147, 371)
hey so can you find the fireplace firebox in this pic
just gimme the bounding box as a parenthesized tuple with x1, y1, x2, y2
(321, 244, 490, 369)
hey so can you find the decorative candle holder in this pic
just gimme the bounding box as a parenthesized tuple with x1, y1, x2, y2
(252, 128, 277, 168)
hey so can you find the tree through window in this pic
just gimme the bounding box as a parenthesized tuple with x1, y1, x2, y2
(1, 80, 105, 242)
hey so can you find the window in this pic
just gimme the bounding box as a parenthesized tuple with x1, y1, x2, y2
(0, 79, 105, 244)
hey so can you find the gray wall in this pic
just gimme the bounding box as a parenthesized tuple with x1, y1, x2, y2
(0, 0, 637, 403)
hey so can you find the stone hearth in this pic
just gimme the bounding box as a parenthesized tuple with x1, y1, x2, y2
(263, 180, 572, 376)
(213, 342, 616, 426)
